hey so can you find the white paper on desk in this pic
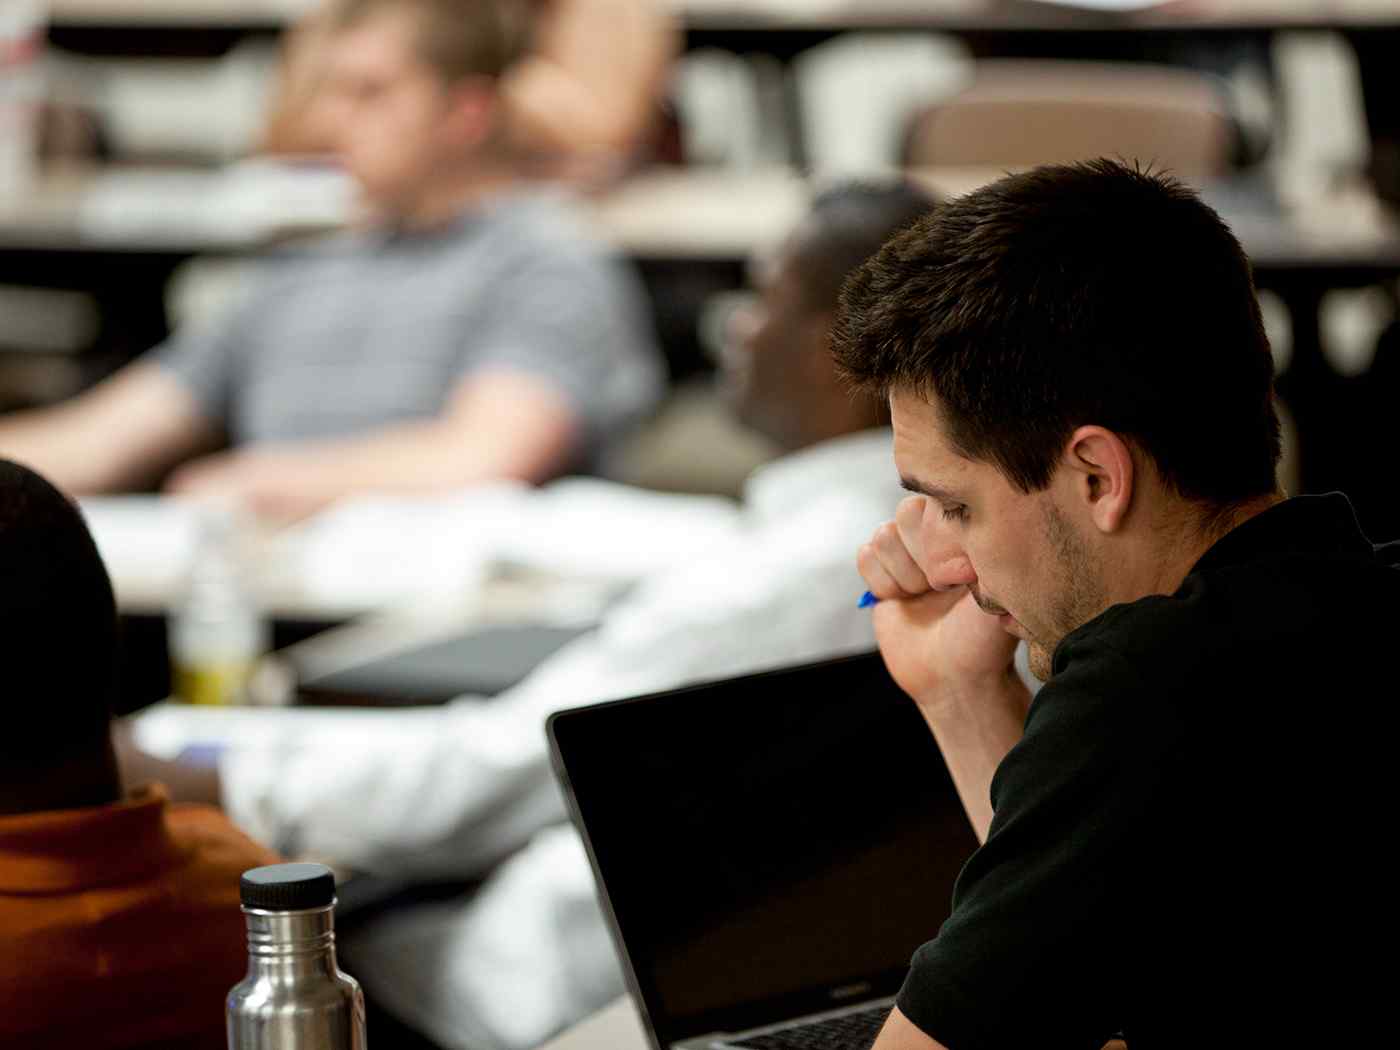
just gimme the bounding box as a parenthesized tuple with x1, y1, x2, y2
(82, 482, 737, 613)
(490, 478, 741, 582)
(127, 700, 451, 761)
(270, 484, 532, 609)
(286, 480, 741, 595)
(81, 491, 501, 614)
(83, 488, 519, 613)
(79, 496, 202, 608)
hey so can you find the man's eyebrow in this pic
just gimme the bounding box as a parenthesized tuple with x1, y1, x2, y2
(899, 476, 964, 504)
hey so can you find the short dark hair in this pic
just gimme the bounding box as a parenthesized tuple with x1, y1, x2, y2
(794, 180, 938, 310)
(0, 461, 118, 765)
(833, 159, 1282, 508)
(334, 0, 525, 82)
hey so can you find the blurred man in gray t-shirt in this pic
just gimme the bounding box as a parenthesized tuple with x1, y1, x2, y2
(0, 0, 662, 519)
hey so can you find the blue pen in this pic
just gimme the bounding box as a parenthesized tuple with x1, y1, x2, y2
(857, 590, 879, 609)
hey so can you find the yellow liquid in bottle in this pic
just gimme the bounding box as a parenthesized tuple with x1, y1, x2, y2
(172, 660, 256, 706)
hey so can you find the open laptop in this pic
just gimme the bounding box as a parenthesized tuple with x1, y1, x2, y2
(547, 651, 980, 1050)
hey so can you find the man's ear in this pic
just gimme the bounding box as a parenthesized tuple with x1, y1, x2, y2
(1062, 426, 1134, 533)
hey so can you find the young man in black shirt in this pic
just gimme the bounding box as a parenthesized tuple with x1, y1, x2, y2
(837, 159, 1399, 1049)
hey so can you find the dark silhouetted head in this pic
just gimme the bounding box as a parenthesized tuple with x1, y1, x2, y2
(0, 460, 121, 814)
(722, 179, 937, 451)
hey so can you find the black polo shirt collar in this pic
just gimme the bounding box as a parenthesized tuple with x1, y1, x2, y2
(1188, 492, 1375, 577)
(1050, 493, 1375, 676)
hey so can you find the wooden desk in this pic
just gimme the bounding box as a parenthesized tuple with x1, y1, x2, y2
(0, 167, 804, 259)
(14, 164, 1394, 267)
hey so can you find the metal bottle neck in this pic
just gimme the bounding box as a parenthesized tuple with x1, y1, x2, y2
(242, 903, 340, 981)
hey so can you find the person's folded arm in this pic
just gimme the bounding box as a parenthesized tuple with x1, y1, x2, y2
(258, 3, 339, 155)
(163, 367, 582, 520)
(502, 0, 678, 158)
(858, 495, 1031, 842)
(164, 234, 662, 520)
(0, 256, 283, 495)
(218, 701, 556, 877)
(0, 362, 219, 494)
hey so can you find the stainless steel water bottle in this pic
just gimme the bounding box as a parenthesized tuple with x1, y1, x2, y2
(226, 862, 368, 1050)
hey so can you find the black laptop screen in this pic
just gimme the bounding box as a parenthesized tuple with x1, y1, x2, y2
(549, 651, 981, 1046)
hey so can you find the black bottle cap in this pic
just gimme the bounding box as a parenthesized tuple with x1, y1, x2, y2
(240, 863, 336, 911)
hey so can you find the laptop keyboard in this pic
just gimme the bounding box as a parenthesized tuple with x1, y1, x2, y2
(727, 1004, 891, 1049)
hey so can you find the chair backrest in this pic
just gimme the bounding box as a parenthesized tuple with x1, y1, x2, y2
(902, 60, 1235, 181)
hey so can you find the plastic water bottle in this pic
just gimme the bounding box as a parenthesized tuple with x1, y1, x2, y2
(226, 863, 368, 1050)
(169, 505, 269, 705)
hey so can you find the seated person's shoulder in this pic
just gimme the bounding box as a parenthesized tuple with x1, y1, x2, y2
(481, 191, 626, 269)
(461, 192, 654, 350)
(1046, 586, 1221, 703)
(1046, 535, 1400, 719)
(165, 801, 279, 885)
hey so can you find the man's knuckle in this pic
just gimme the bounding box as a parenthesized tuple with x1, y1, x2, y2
(857, 546, 881, 581)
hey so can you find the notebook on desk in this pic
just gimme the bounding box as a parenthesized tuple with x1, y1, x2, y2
(295, 622, 594, 705)
(548, 651, 980, 1050)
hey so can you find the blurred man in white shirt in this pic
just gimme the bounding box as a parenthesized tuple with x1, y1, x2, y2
(125, 181, 938, 1049)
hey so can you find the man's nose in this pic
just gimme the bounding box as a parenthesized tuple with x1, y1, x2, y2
(916, 515, 977, 591)
(924, 549, 977, 591)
